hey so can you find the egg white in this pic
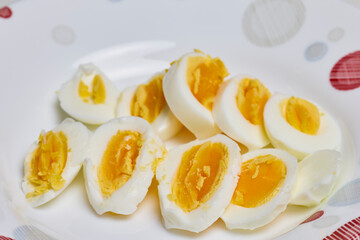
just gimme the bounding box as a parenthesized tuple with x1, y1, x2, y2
(116, 72, 182, 140)
(156, 134, 241, 233)
(264, 93, 342, 159)
(58, 63, 119, 125)
(22, 118, 90, 207)
(83, 116, 165, 215)
(213, 75, 270, 150)
(163, 52, 222, 139)
(291, 150, 341, 206)
(221, 148, 298, 230)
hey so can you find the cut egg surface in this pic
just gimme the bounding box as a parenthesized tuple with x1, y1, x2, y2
(221, 148, 297, 230)
(116, 71, 182, 140)
(264, 93, 342, 159)
(291, 150, 342, 207)
(83, 117, 165, 215)
(58, 63, 119, 125)
(163, 50, 229, 139)
(213, 75, 271, 150)
(22, 118, 90, 207)
(156, 134, 241, 233)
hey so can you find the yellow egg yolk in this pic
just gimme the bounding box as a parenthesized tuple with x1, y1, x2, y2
(78, 74, 106, 104)
(232, 154, 286, 208)
(131, 73, 166, 123)
(236, 78, 271, 125)
(186, 53, 229, 110)
(26, 131, 68, 199)
(282, 97, 320, 135)
(98, 130, 143, 198)
(171, 141, 229, 212)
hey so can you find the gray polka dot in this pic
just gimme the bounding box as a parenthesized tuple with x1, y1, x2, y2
(52, 25, 76, 45)
(305, 42, 327, 61)
(242, 0, 306, 47)
(328, 27, 345, 42)
(312, 215, 340, 228)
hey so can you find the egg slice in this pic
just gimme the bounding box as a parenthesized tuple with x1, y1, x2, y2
(83, 117, 165, 215)
(22, 118, 90, 207)
(58, 63, 119, 125)
(116, 71, 182, 140)
(156, 134, 241, 233)
(221, 148, 297, 230)
(213, 75, 271, 150)
(163, 50, 229, 139)
(291, 150, 341, 207)
(264, 93, 342, 159)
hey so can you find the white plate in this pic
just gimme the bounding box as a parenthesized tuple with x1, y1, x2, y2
(0, 0, 359, 239)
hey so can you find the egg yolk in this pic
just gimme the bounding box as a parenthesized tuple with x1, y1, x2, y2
(232, 154, 286, 208)
(26, 131, 68, 199)
(282, 97, 320, 135)
(236, 78, 271, 125)
(186, 53, 229, 110)
(131, 73, 166, 123)
(78, 74, 106, 104)
(171, 141, 229, 212)
(98, 130, 143, 198)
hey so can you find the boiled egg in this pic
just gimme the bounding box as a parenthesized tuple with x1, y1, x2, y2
(264, 93, 342, 159)
(22, 118, 90, 207)
(221, 148, 297, 230)
(83, 116, 165, 215)
(291, 150, 341, 206)
(156, 134, 241, 233)
(116, 71, 182, 140)
(58, 63, 119, 125)
(213, 75, 271, 150)
(163, 50, 229, 139)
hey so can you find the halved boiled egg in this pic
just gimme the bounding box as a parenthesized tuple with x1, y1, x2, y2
(83, 117, 165, 215)
(58, 63, 119, 125)
(264, 93, 342, 159)
(156, 134, 241, 233)
(213, 75, 271, 150)
(116, 71, 182, 140)
(163, 50, 229, 139)
(22, 118, 90, 207)
(291, 150, 341, 206)
(221, 148, 297, 230)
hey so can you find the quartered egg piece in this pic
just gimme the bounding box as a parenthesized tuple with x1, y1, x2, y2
(58, 63, 119, 125)
(116, 71, 182, 140)
(83, 117, 165, 215)
(213, 75, 271, 150)
(156, 134, 241, 233)
(264, 93, 342, 159)
(22, 118, 90, 207)
(221, 148, 297, 230)
(291, 150, 341, 207)
(163, 50, 229, 139)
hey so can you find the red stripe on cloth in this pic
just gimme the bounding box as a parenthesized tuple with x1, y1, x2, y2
(0, 236, 14, 240)
(324, 216, 360, 240)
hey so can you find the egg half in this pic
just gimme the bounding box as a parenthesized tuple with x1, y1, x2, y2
(213, 75, 271, 150)
(163, 50, 229, 139)
(156, 134, 241, 233)
(22, 118, 90, 207)
(264, 93, 342, 159)
(83, 117, 165, 215)
(116, 71, 182, 140)
(58, 63, 119, 125)
(221, 148, 297, 230)
(291, 150, 341, 207)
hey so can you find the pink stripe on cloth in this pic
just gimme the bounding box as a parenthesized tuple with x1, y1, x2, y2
(324, 216, 360, 240)
(0, 236, 14, 240)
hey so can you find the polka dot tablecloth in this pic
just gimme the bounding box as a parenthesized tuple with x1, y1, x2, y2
(0, 0, 359, 239)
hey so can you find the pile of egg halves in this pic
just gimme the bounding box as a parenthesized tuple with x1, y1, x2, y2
(22, 50, 343, 233)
